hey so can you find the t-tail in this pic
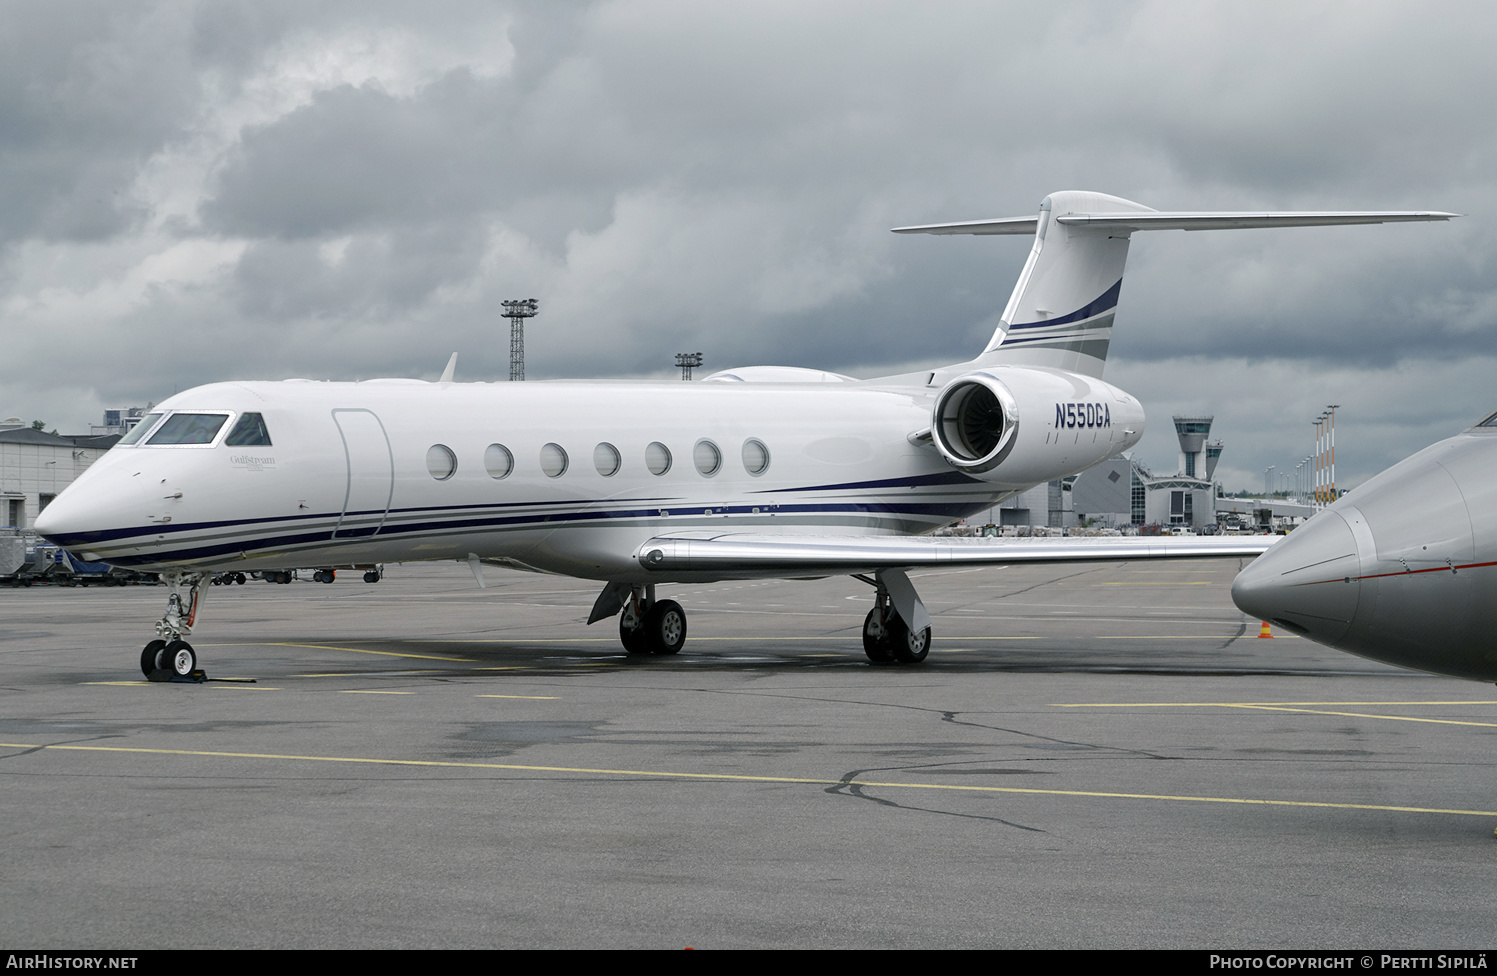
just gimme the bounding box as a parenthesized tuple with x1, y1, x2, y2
(894, 191, 1458, 379)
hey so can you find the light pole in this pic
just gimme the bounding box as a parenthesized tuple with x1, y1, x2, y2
(675, 352, 703, 381)
(1326, 404, 1339, 503)
(502, 299, 539, 381)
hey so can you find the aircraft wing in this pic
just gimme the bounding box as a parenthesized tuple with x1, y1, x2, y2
(636, 532, 1278, 575)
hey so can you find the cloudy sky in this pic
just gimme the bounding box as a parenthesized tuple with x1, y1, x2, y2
(3, 1, 1493, 491)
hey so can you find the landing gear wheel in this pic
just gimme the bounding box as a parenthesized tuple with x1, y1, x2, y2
(164, 640, 196, 677)
(645, 600, 687, 655)
(862, 609, 894, 664)
(363, 571, 380, 583)
(140, 639, 168, 676)
(620, 617, 652, 655)
(888, 616, 931, 664)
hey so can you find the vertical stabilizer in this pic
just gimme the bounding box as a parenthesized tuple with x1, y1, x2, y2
(987, 191, 1153, 377)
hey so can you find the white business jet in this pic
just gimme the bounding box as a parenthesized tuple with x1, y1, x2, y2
(33, 191, 1453, 678)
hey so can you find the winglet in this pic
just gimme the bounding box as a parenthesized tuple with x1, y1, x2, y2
(440, 353, 458, 385)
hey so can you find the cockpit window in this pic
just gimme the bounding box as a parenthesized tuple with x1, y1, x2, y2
(225, 412, 272, 446)
(1479, 410, 1497, 428)
(115, 413, 163, 446)
(147, 413, 229, 445)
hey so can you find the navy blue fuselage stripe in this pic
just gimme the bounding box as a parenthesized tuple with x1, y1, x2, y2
(75, 500, 990, 567)
(1007, 278, 1123, 331)
(49, 472, 992, 548)
(760, 471, 982, 493)
(42, 495, 999, 554)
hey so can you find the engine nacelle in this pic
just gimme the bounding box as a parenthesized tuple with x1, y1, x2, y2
(930, 368, 1145, 487)
(932, 373, 1020, 474)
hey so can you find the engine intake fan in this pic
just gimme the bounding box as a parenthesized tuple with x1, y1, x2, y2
(932, 373, 1019, 474)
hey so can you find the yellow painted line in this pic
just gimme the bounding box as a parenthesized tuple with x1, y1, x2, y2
(0, 741, 1492, 819)
(1055, 701, 1497, 729)
(476, 695, 559, 700)
(1223, 705, 1497, 729)
(280, 635, 1265, 648)
(341, 690, 415, 695)
(1095, 635, 1293, 640)
(1057, 701, 1497, 707)
(1099, 581, 1216, 586)
(427, 638, 619, 644)
(85, 680, 277, 689)
(293, 671, 445, 678)
(265, 642, 473, 662)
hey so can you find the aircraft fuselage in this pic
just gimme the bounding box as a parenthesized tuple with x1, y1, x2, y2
(39, 369, 1144, 584)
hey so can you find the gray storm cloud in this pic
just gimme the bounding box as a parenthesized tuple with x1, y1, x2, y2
(1, 0, 1492, 489)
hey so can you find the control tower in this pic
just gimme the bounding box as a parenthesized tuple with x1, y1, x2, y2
(1174, 416, 1213, 479)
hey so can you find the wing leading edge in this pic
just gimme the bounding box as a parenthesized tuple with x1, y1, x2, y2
(636, 532, 1277, 575)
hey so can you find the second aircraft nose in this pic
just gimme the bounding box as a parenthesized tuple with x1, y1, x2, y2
(1231, 511, 1363, 645)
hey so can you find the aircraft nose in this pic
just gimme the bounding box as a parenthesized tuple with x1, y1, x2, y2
(1231, 510, 1363, 645)
(32, 488, 90, 546)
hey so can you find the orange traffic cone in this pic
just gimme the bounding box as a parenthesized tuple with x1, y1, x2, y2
(1257, 621, 1273, 639)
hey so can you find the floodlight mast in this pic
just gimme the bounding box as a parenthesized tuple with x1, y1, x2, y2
(502, 299, 539, 381)
(675, 351, 703, 381)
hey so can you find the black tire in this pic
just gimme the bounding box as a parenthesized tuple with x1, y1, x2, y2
(645, 600, 687, 655)
(164, 640, 196, 677)
(862, 608, 894, 664)
(363, 571, 380, 583)
(888, 616, 932, 664)
(140, 639, 168, 676)
(620, 615, 652, 655)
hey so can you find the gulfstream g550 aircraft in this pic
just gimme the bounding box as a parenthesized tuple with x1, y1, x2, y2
(34, 191, 1453, 677)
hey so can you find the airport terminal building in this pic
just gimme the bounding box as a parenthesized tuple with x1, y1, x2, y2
(0, 417, 119, 531)
(980, 415, 1225, 530)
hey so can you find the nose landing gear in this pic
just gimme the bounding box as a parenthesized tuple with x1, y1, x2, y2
(140, 572, 207, 680)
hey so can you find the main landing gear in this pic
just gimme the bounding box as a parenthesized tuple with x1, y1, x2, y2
(857, 570, 932, 665)
(140, 572, 207, 680)
(620, 587, 687, 656)
(589, 582, 686, 656)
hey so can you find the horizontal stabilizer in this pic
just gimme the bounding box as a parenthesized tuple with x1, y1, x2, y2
(893, 191, 1458, 379)
(892, 216, 1040, 236)
(1054, 211, 1459, 232)
(637, 532, 1277, 576)
(893, 210, 1457, 236)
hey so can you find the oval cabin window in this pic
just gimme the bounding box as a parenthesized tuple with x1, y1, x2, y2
(594, 442, 621, 477)
(645, 442, 672, 476)
(741, 438, 770, 476)
(427, 444, 457, 481)
(540, 443, 569, 478)
(484, 443, 514, 479)
(693, 440, 722, 477)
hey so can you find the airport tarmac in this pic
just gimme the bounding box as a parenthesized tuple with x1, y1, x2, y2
(3, 558, 1495, 949)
